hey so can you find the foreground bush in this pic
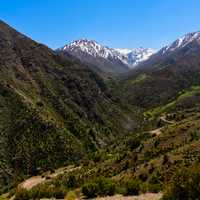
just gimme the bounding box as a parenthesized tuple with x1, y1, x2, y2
(15, 183, 66, 200)
(65, 190, 77, 200)
(82, 182, 99, 198)
(14, 188, 30, 200)
(124, 179, 141, 196)
(82, 177, 116, 198)
(162, 164, 200, 200)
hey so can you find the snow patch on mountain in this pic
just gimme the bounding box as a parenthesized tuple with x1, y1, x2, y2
(60, 39, 155, 68)
(62, 39, 118, 60)
(115, 48, 132, 55)
(161, 31, 200, 54)
(115, 48, 155, 68)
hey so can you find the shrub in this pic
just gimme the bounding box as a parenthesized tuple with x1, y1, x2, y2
(98, 178, 116, 196)
(29, 183, 66, 199)
(65, 191, 77, 200)
(148, 170, 163, 192)
(162, 155, 169, 165)
(126, 137, 141, 150)
(82, 182, 99, 198)
(15, 183, 67, 199)
(139, 182, 148, 194)
(82, 177, 116, 198)
(66, 175, 77, 188)
(162, 164, 200, 200)
(14, 188, 30, 200)
(147, 183, 161, 193)
(124, 179, 141, 196)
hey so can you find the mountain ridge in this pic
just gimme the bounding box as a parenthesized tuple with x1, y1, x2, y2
(120, 30, 200, 77)
(58, 39, 155, 76)
(161, 31, 200, 55)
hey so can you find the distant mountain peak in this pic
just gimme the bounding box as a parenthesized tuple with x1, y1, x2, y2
(115, 47, 156, 68)
(67, 39, 98, 48)
(59, 39, 155, 69)
(161, 31, 200, 54)
(62, 39, 116, 59)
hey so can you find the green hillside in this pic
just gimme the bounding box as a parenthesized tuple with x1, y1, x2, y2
(1, 20, 200, 200)
(0, 20, 137, 194)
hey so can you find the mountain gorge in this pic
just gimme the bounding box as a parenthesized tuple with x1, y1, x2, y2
(1, 20, 200, 200)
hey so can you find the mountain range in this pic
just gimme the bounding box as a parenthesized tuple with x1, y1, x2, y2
(58, 39, 155, 76)
(1, 20, 200, 200)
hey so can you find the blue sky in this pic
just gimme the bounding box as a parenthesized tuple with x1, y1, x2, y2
(1, 0, 200, 50)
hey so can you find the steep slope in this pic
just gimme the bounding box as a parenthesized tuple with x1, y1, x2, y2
(58, 39, 155, 76)
(0, 20, 136, 192)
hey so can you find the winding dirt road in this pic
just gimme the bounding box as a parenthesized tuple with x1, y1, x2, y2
(94, 193, 162, 200)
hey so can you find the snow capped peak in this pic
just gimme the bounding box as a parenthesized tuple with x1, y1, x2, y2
(60, 39, 155, 68)
(115, 48, 132, 55)
(161, 31, 200, 54)
(62, 39, 117, 59)
(68, 39, 99, 49)
(115, 47, 156, 68)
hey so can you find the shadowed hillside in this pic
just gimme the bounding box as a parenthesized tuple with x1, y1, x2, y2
(0, 20, 137, 193)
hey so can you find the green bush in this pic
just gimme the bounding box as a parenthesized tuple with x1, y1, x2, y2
(147, 183, 161, 193)
(98, 178, 116, 196)
(139, 182, 148, 194)
(14, 188, 30, 200)
(65, 191, 77, 200)
(162, 164, 200, 200)
(64, 175, 77, 188)
(148, 170, 163, 192)
(82, 182, 99, 198)
(124, 179, 141, 196)
(82, 177, 116, 198)
(125, 137, 141, 150)
(15, 183, 67, 200)
(30, 183, 66, 199)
